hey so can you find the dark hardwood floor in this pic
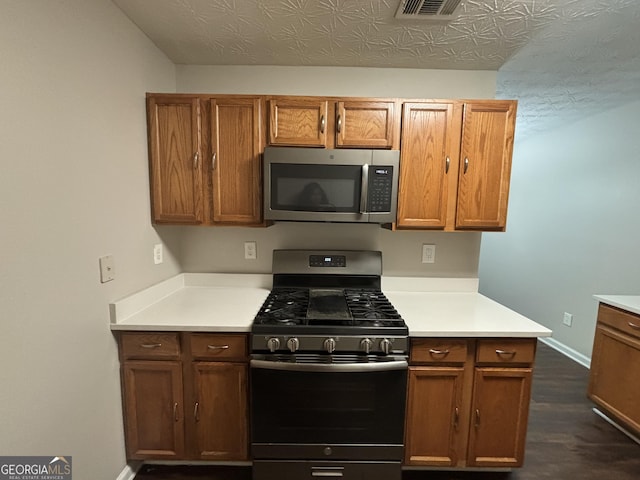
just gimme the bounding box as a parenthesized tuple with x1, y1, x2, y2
(134, 342, 640, 480)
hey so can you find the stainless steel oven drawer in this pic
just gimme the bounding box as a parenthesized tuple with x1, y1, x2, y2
(253, 460, 401, 480)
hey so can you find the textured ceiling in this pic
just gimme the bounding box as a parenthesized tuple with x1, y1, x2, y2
(113, 0, 640, 138)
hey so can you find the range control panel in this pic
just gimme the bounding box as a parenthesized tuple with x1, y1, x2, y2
(309, 255, 347, 268)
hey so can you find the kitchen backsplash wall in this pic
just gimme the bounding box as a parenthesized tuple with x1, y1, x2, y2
(164, 223, 481, 278)
(168, 65, 495, 279)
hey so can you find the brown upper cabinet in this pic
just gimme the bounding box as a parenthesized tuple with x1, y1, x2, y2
(268, 96, 399, 149)
(397, 100, 517, 231)
(147, 95, 204, 224)
(147, 93, 265, 226)
(147, 94, 516, 230)
(208, 97, 264, 225)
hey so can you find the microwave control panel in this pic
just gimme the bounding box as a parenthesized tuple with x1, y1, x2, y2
(369, 167, 394, 212)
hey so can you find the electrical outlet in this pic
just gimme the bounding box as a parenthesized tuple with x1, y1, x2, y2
(563, 312, 573, 327)
(244, 241, 257, 260)
(99, 255, 115, 283)
(153, 243, 163, 264)
(422, 244, 436, 264)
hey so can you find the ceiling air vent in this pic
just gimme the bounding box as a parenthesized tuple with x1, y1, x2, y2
(395, 0, 465, 21)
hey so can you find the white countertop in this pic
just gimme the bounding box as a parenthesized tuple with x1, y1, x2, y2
(110, 274, 552, 337)
(593, 295, 640, 316)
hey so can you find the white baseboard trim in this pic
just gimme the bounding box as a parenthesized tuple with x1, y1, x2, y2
(593, 408, 640, 445)
(115, 463, 141, 480)
(538, 337, 591, 369)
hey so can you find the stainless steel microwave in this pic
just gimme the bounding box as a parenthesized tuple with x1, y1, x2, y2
(263, 147, 400, 223)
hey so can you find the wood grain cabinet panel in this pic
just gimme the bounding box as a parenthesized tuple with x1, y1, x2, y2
(147, 95, 203, 224)
(268, 98, 328, 147)
(397, 100, 516, 231)
(405, 366, 467, 466)
(118, 332, 250, 461)
(210, 97, 263, 225)
(122, 361, 185, 459)
(336, 101, 396, 148)
(397, 102, 461, 229)
(466, 367, 532, 467)
(191, 362, 249, 460)
(404, 338, 535, 469)
(267, 96, 399, 149)
(589, 304, 640, 436)
(456, 100, 516, 230)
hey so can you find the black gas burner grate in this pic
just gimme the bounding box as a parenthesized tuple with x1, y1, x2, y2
(254, 287, 404, 327)
(254, 288, 309, 325)
(344, 289, 402, 323)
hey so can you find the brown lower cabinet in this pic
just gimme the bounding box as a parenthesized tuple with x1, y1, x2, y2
(588, 303, 640, 435)
(404, 338, 535, 468)
(118, 332, 249, 461)
(118, 332, 535, 468)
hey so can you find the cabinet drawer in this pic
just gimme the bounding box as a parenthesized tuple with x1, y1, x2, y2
(120, 332, 180, 360)
(410, 339, 468, 364)
(598, 304, 640, 340)
(476, 339, 536, 365)
(189, 334, 247, 360)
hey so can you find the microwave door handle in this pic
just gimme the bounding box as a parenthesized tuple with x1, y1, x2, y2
(359, 163, 370, 213)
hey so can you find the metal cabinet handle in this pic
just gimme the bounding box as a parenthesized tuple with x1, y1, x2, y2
(193, 151, 199, 169)
(211, 152, 216, 170)
(496, 349, 517, 358)
(140, 343, 162, 349)
(454, 407, 460, 430)
(445, 156, 450, 174)
(475, 409, 480, 428)
(207, 344, 230, 350)
(320, 115, 325, 133)
(628, 322, 640, 330)
(359, 164, 369, 213)
(429, 348, 450, 357)
(194, 402, 200, 422)
(311, 467, 344, 478)
(463, 157, 469, 174)
(173, 402, 179, 422)
(336, 114, 342, 133)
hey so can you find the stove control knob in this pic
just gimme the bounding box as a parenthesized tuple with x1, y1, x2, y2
(360, 338, 373, 354)
(266, 337, 281, 353)
(286, 337, 300, 353)
(379, 338, 392, 355)
(324, 338, 337, 354)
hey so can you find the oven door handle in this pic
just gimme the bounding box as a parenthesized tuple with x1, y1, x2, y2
(250, 358, 408, 373)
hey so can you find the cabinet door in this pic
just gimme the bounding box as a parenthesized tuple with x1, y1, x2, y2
(210, 97, 263, 224)
(268, 98, 328, 147)
(336, 101, 396, 148)
(456, 100, 516, 230)
(588, 324, 640, 434)
(147, 96, 203, 224)
(192, 362, 249, 460)
(397, 102, 462, 229)
(404, 366, 466, 466)
(122, 361, 185, 459)
(467, 367, 532, 467)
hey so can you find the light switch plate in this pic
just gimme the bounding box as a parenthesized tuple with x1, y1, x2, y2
(99, 255, 115, 283)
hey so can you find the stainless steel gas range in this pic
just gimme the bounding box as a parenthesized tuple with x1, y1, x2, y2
(250, 250, 409, 480)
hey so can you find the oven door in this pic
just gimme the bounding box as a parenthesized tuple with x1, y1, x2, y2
(250, 355, 408, 462)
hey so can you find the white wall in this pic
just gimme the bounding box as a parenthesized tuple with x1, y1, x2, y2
(173, 65, 495, 277)
(0, 1, 177, 479)
(479, 100, 640, 358)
